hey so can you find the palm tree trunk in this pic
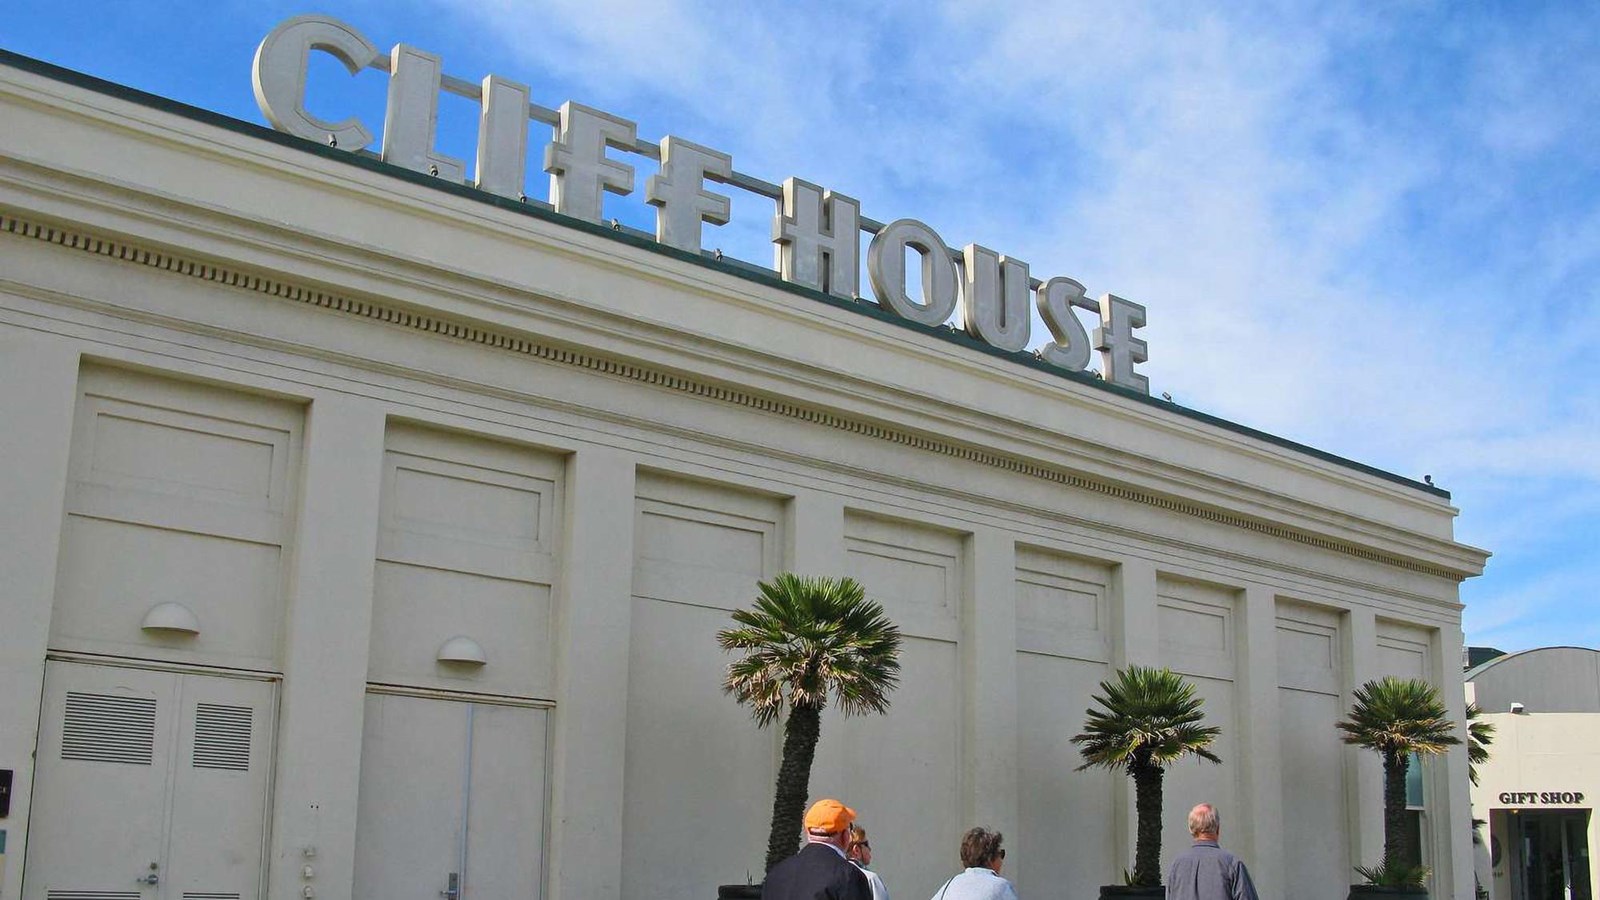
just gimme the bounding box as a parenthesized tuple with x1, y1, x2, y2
(765, 701, 823, 873)
(1132, 761, 1164, 886)
(1383, 748, 1410, 869)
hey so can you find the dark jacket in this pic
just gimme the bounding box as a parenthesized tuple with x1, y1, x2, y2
(1165, 840, 1259, 900)
(763, 842, 872, 900)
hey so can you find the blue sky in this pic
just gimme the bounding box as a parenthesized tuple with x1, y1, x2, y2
(7, 1, 1596, 652)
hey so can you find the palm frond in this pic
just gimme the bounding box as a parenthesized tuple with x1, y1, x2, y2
(1071, 666, 1222, 773)
(1466, 702, 1495, 786)
(1336, 677, 1461, 757)
(717, 572, 903, 725)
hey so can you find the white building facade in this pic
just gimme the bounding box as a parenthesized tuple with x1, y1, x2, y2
(1468, 647, 1600, 900)
(0, 42, 1488, 900)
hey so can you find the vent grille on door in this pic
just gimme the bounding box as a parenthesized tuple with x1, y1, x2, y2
(183, 893, 242, 900)
(192, 703, 253, 771)
(46, 892, 142, 900)
(61, 691, 157, 765)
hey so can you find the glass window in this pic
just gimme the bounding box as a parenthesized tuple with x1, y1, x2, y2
(1402, 754, 1429, 873)
(1405, 752, 1425, 809)
(1402, 810, 1426, 868)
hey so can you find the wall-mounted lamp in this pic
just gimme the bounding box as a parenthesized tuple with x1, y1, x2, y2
(1510, 702, 1526, 714)
(141, 602, 201, 636)
(436, 635, 487, 667)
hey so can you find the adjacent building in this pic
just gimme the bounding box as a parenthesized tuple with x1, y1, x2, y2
(1467, 647, 1599, 900)
(0, 34, 1488, 900)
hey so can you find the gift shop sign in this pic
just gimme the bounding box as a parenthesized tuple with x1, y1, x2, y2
(254, 16, 1152, 393)
(1497, 791, 1587, 806)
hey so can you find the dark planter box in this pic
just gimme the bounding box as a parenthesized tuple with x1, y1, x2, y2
(1099, 886, 1165, 899)
(718, 884, 762, 900)
(1348, 886, 1427, 899)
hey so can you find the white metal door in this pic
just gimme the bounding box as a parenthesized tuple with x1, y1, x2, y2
(353, 691, 548, 900)
(166, 672, 276, 900)
(23, 660, 276, 900)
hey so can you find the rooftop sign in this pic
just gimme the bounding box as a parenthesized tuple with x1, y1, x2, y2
(253, 15, 1152, 393)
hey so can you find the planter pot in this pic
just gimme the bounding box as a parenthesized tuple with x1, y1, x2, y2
(1099, 886, 1165, 899)
(718, 884, 762, 900)
(1348, 886, 1427, 899)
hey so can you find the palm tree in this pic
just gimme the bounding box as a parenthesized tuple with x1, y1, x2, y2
(1465, 702, 1494, 786)
(717, 572, 903, 874)
(1071, 666, 1222, 887)
(1335, 677, 1461, 882)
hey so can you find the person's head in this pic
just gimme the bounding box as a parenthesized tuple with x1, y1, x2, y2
(847, 825, 873, 866)
(960, 826, 1006, 872)
(804, 799, 857, 849)
(1188, 803, 1220, 840)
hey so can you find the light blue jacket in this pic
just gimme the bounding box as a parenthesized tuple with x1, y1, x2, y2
(929, 867, 1019, 900)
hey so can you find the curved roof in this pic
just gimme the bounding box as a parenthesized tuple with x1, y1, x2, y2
(1467, 646, 1600, 714)
(1465, 645, 1597, 679)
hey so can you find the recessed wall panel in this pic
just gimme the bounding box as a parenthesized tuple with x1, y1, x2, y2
(367, 563, 553, 695)
(1276, 600, 1349, 899)
(845, 513, 961, 642)
(51, 365, 302, 670)
(1159, 674, 1239, 869)
(1377, 621, 1433, 682)
(1157, 577, 1237, 681)
(622, 474, 784, 900)
(53, 520, 282, 668)
(1014, 547, 1115, 894)
(632, 482, 777, 612)
(1156, 575, 1239, 873)
(368, 423, 563, 697)
(1016, 652, 1115, 893)
(1015, 547, 1110, 662)
(838, 512, 963, 900)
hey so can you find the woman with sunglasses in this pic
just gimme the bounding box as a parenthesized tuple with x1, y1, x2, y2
(847, 825, 890, 900)
(929, 827, 1018, 900)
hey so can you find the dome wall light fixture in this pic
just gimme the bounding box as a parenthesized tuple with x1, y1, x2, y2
(436, 635, 488, 667)
(141, 602, 201, 636)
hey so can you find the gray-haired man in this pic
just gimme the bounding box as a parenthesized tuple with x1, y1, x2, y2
(1165, 803, 1259, 900)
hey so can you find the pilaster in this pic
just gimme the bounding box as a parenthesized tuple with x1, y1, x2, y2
(964, 527, 1018, 835)
(267, 394, 387, 900)
(1433, 621, 1472, 900)
(1109, 555, 1159, 871)
(0, 335, 78, 900)
(1112, 557, 1159, 669)
(1237, 585, 1283, 898)
(548, 446, 636, 900)
(1345, 606, 1384, 872)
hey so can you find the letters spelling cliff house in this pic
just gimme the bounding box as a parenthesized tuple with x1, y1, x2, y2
(0, 15, 1487, 900)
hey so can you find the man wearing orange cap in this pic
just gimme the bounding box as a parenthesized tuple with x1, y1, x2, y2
(762, 798, 873, 900)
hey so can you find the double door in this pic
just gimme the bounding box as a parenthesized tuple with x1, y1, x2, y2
(23, 659, 276, 900)
(353, 690, 549, 900)
(1515, 811, 1592, 900)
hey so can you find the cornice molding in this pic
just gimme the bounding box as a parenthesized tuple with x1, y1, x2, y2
(0, 211, 1471, 581)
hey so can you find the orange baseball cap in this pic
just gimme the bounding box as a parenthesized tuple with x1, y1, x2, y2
(804, 799, 857, 833)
